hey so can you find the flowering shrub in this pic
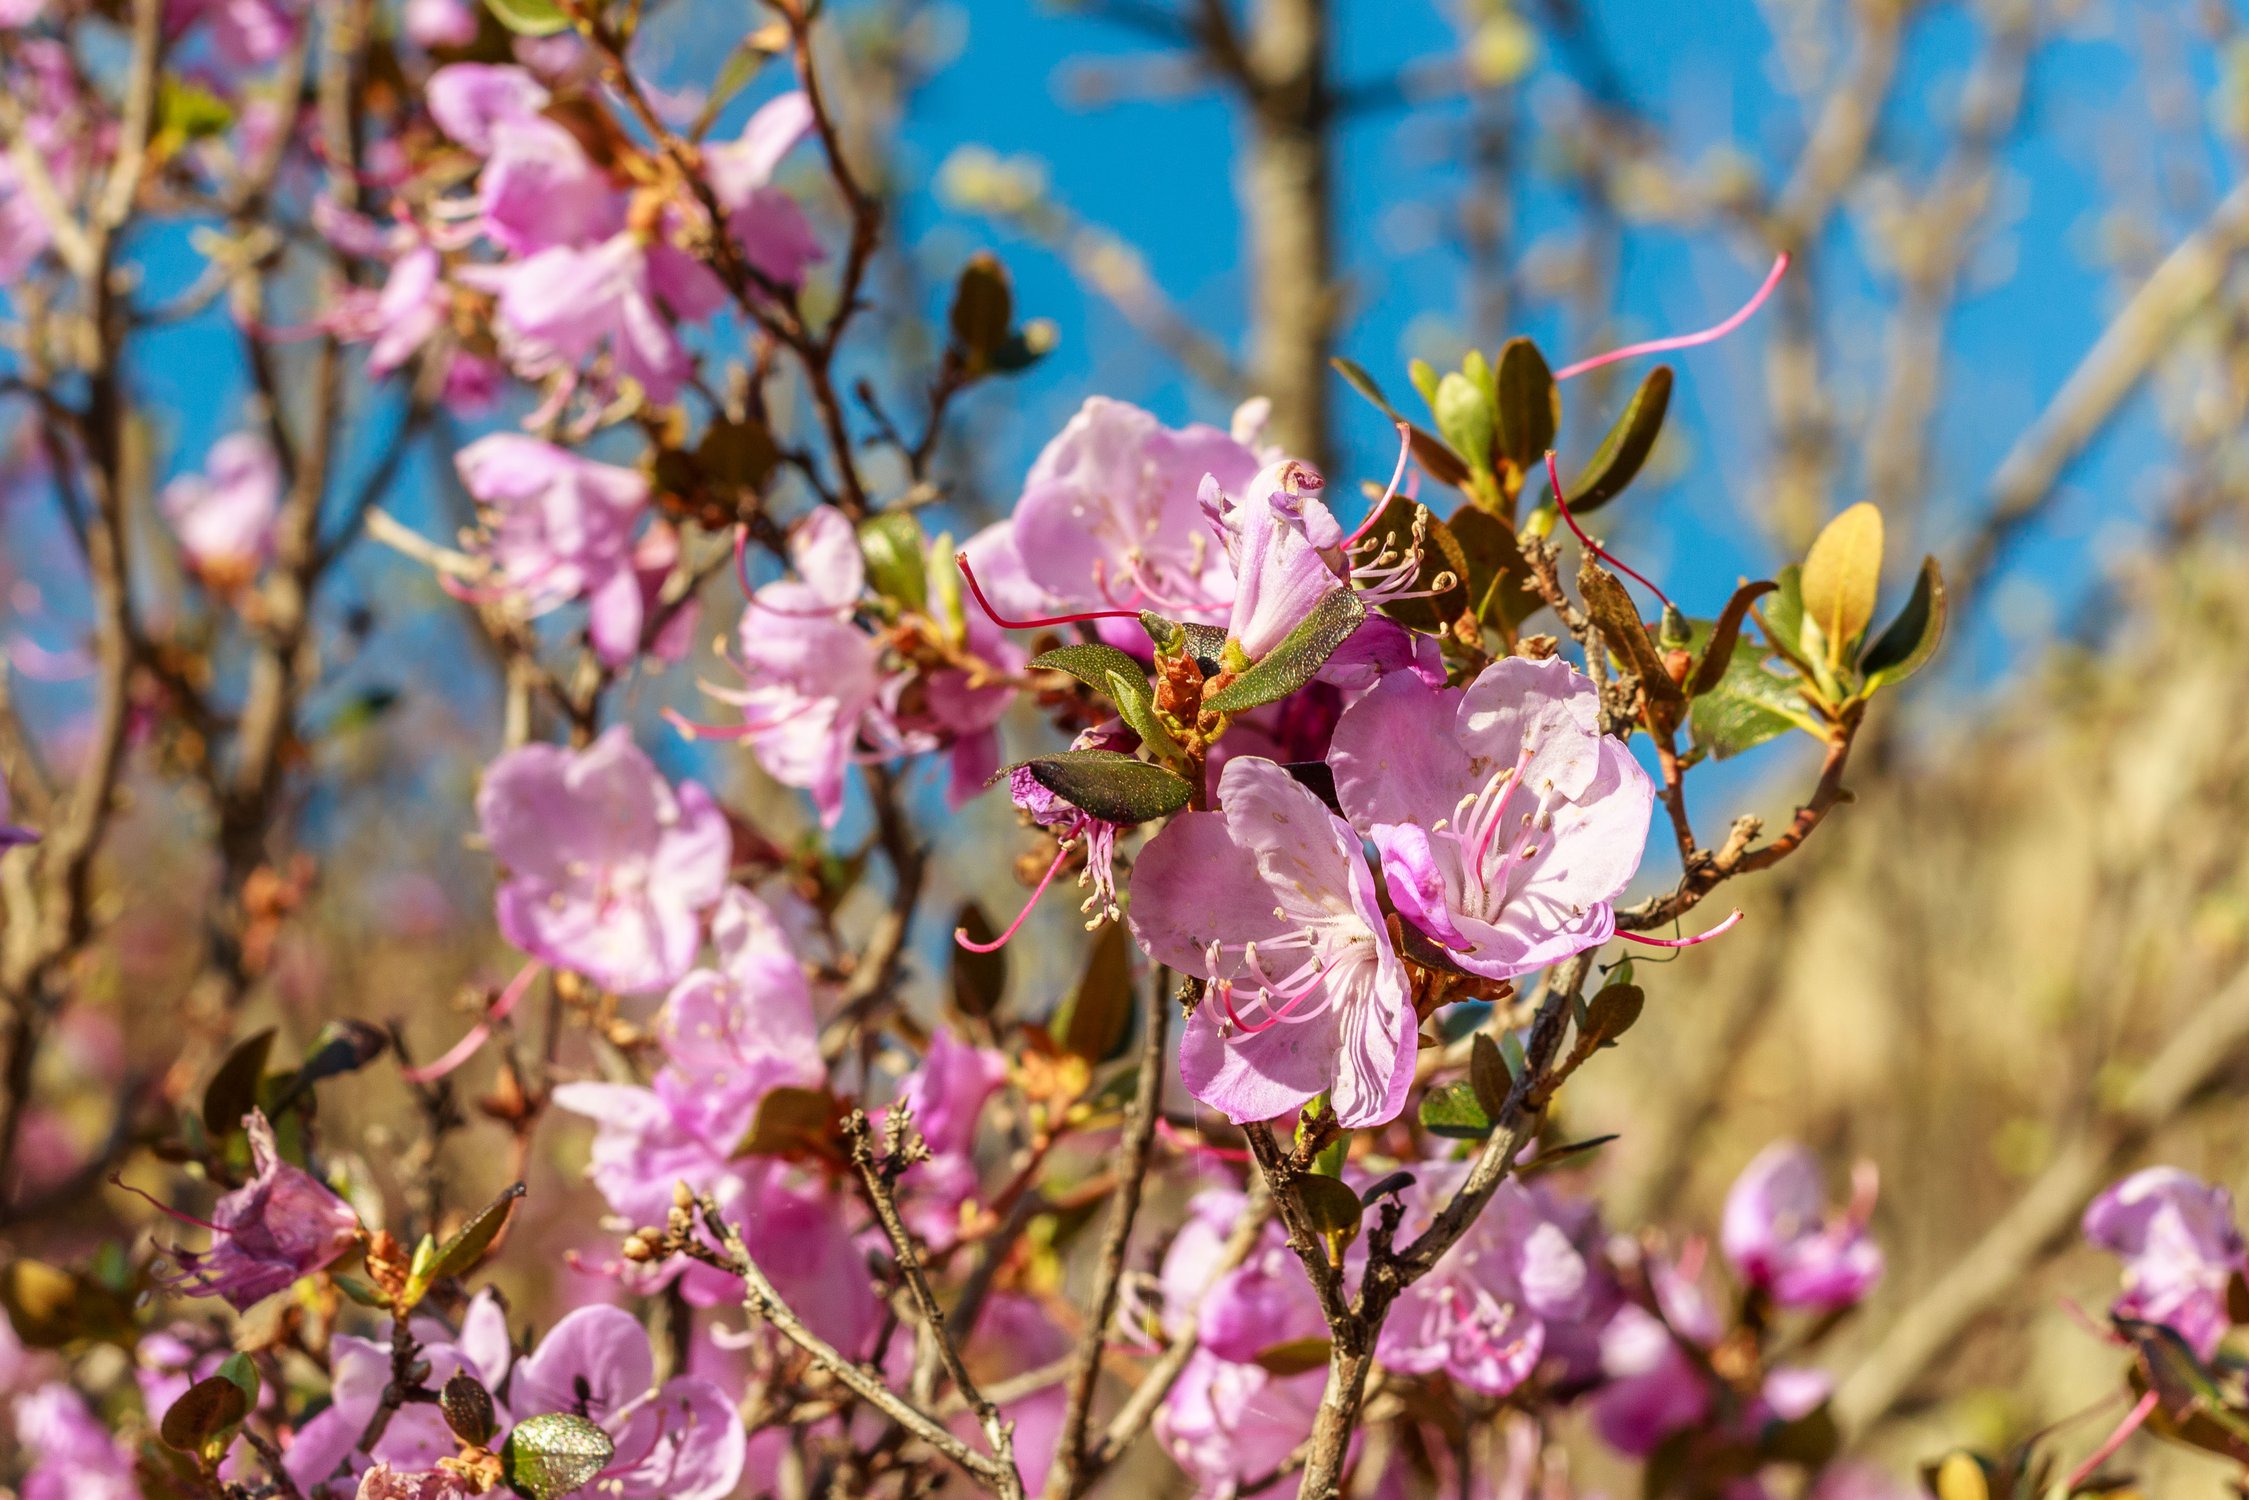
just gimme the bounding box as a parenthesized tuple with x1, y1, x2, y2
(0, 0, 2220, 1498)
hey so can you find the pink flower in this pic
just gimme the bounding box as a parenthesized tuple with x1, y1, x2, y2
(704, 91, 824, 288)
(998, 397, 1259, 645)
(2083, 1166, 2248, 1359)
(163, 432, 281, 583)
(690, 506, 894, 827)
(1007, 755, 1122, 924)
(888, 1028, 1006, 1249)
(1199, 458, 1349, 659)
(1327, 656, 1653, 980)
(13, 1384, 138, 1500)
(1129, 755, 1414, 1129)
(285, 1294, 512, 1495)
(149, 1109, 359, 1312)
(355, 1466, 476, 1500)
(166, 0, 302, 67)
(401, 0, 476, 49)
(1157, 1349, 1325, 1500)
(513, 1305, 745, 1500)
(1721, 1141, 1884, 1312)
(1377, 1164, 1615, 1397)
(426, 64, 552, 156)
(455, 434, 653, 666)
(469, 232, 723, 403)
(476, 728, 732, 995)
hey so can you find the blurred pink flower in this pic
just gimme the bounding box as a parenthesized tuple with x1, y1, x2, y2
(13, 1383, 139, 1500)
(455, 433, 653, 665)
(2083, 1165, 2247, 1359)
(163, 431, 280, 582)
(1722, 1141, 1884, 1312)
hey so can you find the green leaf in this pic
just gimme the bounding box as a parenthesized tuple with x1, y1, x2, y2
(949, 253, 1015, 367)
(1023, 750, 1194, 826)
(409, 1182, 524, 1299)
(1201, 589, 1366, 715)
(442, 1370, 499, 1447)
(1418, 1082, 1493, 1140)
(1469, 1033, 1511, 1118)
(1432, 371, 1497, 477)
(1331, 356, 1399, 420)
(1493, 337, 1558, 470)
(1557, 366, 1673, 516)
(1407, 358, 1441, 413)
(951, 903, 1007, 1019)
(689, 40, 772, 142)
(1447, 506, 1545, 628)
(1762, 564, 1806, 661)
(1054, 921, 1135, 1063)
(203, 1027, 276, 1138)
(1295, 1173, 1365, 1241)
(1582, 983, 1644, 1048)
(503, 1412, 617, 1499)
(1687, 580, 1779, 698)
(160, 1372, 249, 1456)
(735, 1086, 838, 1159)
(1799, 502, 1885, 663)
(1576, 561, 1681, 708)
(858, 512, 927, 614)
(1251, 1337, 1332, 1376)
(1688, 647, 1811, 760)
(1860, 554, 1946, 690)
(482, 0, 568, 36)
(1030, 645, 1178, 758)
(215, 1352, 260, 1408)
(1516, 1134, 1620, 1179)
(158, 79, 236, 144)
(988, 319, 1059, 373)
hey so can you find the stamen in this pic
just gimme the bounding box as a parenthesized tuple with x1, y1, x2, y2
(957, 553, 1142, 630)
(1547, 450, 1675, 614)
(1617, 908, 1744, 949)
(2063, 1390, 2160, 1495)
(957, 843, 1072, 953)
(1554, 252, 1791, 381)
(663, 707, 762, 742)
(1339, 422, 1414, 553)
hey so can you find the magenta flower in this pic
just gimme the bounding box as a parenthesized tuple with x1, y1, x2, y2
(1327, 655, 1653, 980)
(470, 232, 724, 403)
(1129, 755, 1414, 1129)
(13, 1384, 139, 1500)
(1007, 757, 1122, 925)
(148, 1109, 359, 1312)
(476, 728, 732, 995)
(1199, 458, 1349, 659)
(686, 506, 895, 828)
(163, 431, 281, 584)
(1157, 1349, 1326, 1500)
(474, 114, 619, 256)
(998, 397, 1260, 642)
(1377, 1165, 1614, 1397)
(455, 434, 654, 666)
(426, 64, 553, 156)
(285, 1294, 513, 1495)
(1721, 1141, 1884, 1312)
(514, 1305, 745, 1500)
(2083, 1165, 2248, 1359)
(704, 90, 824, 287)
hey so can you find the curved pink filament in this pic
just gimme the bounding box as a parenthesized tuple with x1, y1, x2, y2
(662, 706, 762, 742)
(1554, 252, 1791, 381)
(956, 842, 1072, 953)
(1219, 956, 1336, 1035)
(1156, 1117, 1253, 1163)
(1340, 422, 1416, 553)
(1617, 908, 1743, 949)
(399, 959, 543, 1085)
(2063, 1389, 2159, 1495)
(109, 1174, 227, 1234)
(957, 553, 1142, 631)
(439, 573, 516, 607)
(1547, 450, 1675, 614)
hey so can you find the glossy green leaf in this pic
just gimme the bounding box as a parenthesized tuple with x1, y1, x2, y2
(1688, 648, 1808, 761)
(1023, 750, 1193, 826)
(411, 1182, 524, 1296)
(1860, 554, 1946, 690)
(1032, 643, 1148, 702)
(1494, 337, 1558, 470)
(482, 0, 568, 37)
(1054, 921, 1135, 1063)
(1432, 371, 1497, 476)
(1201, 589, 1366, 715)
(1762, 564, 1806, 661)
(1418, 1081, 1494, 1140)
(1295, 1173, 1366, 1240)
(503, 1412, 617, 1499)
(858, 512, 927, 614)
(1558, 366, 1672, 516)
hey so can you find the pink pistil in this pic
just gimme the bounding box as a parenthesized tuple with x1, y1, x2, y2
(400, 959, 543, 1085)
(956, 553, 1143, 631)
(956, 841, 1072, 953)
(109, 1175, 228, 1234)
(662, 706, 762, 742)
(2063, 1389, 2159, 1494)
(1553, 252, 1791, 381)
(1340, 422, 1415, 553)
(1617, 908, 1743, 948)
(1547, 450, 1676, 614)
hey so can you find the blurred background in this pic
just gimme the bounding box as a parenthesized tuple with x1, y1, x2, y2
(10, 0, 2249, 1489)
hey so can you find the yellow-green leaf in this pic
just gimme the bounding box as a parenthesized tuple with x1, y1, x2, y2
(1799, 503, 1884, 663)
